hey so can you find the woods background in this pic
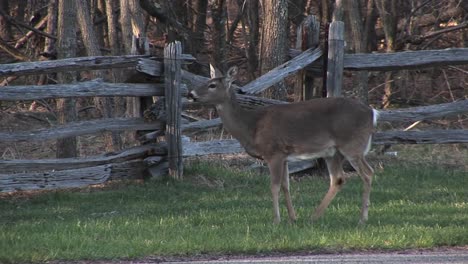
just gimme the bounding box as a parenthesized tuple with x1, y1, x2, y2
(0, 0, 467, 161)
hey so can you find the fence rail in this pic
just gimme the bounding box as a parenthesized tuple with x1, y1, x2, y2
(0, 55, 150, 77)
(0, 79, 171, 100)
(0, 118, 162, 142)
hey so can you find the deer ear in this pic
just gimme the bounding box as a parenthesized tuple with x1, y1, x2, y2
(226, 66, 238, 80)
(225, 66, 238, 93)
(210, 64, 223, 78)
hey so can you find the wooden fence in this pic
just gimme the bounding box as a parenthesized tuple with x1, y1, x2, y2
(1, 20, 468, 192)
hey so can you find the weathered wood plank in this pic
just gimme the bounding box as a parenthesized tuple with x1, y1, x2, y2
(108, 160, 148, 180)
(296, 15, 321, 100)
(0, 79, 185, 101)
(326, 21, 345, 97)
(0, 144, 164, 172)
(344, 48, 468, 71)
(0, 164, 111, 192)
(0, 118, 163, 142)
(288, 49, 323, 76)
(182, 118, 222, 133)
(0, 55, 150, 77)
(241, 47, 323, 94)
(165, 41, 184, 179)
(378, 100, 468, 122)
(183, 139, 244, 156)
(374, 130, 468, 144)
(136, 58, 163, 76)
(0, 160, 147, 193)
(136, 55, 194, 77)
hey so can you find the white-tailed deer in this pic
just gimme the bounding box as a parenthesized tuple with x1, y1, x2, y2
(188, 66, 378, 224)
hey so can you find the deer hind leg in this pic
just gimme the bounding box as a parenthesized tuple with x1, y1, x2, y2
(347, 155, 374, 224)
(267, 155, 286, 224)
(281, 161, 297, 222)
(312, 152, 345, 221)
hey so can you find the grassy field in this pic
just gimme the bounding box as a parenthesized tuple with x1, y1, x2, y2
(0, 160, 467, 263)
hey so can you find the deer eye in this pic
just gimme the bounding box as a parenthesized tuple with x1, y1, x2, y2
(208, 83, 217, 89)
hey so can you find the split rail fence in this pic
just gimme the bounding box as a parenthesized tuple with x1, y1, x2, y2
(1, 20, 468, 192)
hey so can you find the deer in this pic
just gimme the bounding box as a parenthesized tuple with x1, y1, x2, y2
(188, 65, 379, 225)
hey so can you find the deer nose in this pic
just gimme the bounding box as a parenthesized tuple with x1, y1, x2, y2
(187, 90, 198, 101)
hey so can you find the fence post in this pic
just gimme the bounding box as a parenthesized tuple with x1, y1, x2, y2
(326, 21, 345, 97)
(296, 15, 320, 100)
(164, 41, 183, 180)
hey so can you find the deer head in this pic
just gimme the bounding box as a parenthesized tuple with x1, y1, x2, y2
(188, 65, 238, 105)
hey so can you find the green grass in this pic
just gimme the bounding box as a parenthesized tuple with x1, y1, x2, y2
(0, 161, 467, 263)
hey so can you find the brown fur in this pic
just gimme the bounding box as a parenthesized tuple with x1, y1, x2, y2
(188, 66, 376, 224)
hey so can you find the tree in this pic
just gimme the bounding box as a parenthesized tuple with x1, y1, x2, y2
(76, 0, 122, 151)
(35, 0, 57, 90)
(120, 0, 147, 122)
(190, 0, 208, 73)
(105, 0, 121, 58)
(56, 0, 77, 158)
(210, 0, 227, 72)
(0, 0, 12, 41)
(375, 0, 398, 108)
(104, 0, 127, 128)
(260, 0, 289, 100)
(243, 0, 260, 80)
(345, 0, 373, 103)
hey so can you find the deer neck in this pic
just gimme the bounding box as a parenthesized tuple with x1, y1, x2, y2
(215, 93, 259, 155)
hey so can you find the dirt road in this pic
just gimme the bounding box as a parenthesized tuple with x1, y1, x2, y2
(54, 248, 468, 263)
(157, 249, 468, 264)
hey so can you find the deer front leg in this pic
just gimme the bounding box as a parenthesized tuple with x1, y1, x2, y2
(281, 161, 297, 222)
(312, 153, 345, 221)
(347, 156, 374, 224)
(267, 156, 286, 224)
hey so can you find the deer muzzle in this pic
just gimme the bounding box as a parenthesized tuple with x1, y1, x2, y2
(187, 90, 198, 101)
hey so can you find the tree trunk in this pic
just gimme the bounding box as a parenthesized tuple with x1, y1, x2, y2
(105, 0, 126, 122)
(76, 0, 122, 152)
(34, 0, 57, 92)
(319, 0, 331, 25)
(332, 0, 344, 22)
(106, 1, 121, 57)
(375, 0, 398, 108)
(120, 0, 148, 144)
(288, 0, 306, 28)
(56, 0, 77, 158)
(345, 0, 369, 103)
(260, 0, 289, 100)
(120, 0, 146, 118)
(209, 0, 227, 72)
(192, 0, 208, 60)
(244, 0, 259, 79)
(76, 0, 101, 59)
(119, 0, 134, 54)
(0, 0, 12, 41)
(44, 0, 57, 55)
(364, 0, 377, 52)
(94, 0, 106, 51)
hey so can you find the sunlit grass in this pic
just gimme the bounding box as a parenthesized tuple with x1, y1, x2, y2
(0, 161, 466, 263)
